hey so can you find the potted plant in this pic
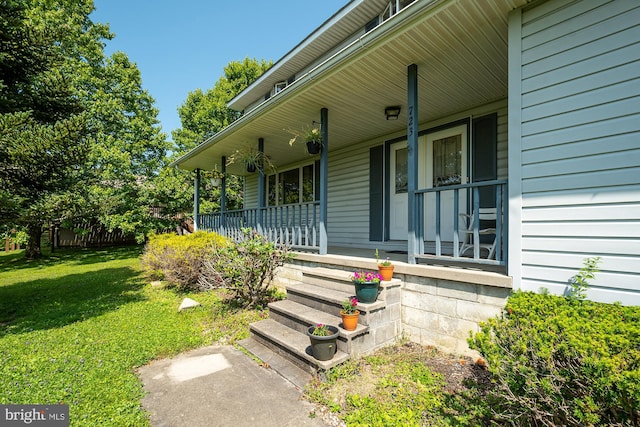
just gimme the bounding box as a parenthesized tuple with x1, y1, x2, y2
(340, 297, 360, 331)
(306, 323, 339, 361)
(227, 147, 276, 173)
(287, 126, 322, 155)
(351, 270, 382, 303)
(375, 249, 394, 281)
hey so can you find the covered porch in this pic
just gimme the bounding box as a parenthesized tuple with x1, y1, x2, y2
(175, 0, 523, 274)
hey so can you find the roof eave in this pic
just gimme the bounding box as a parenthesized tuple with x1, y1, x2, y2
(172, 0, 447, 171)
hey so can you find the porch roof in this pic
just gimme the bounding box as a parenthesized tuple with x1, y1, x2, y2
(173, 0, 529, 175)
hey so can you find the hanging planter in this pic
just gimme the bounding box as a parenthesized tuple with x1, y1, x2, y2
(227, 147, 276, 175)
(307, 324, 339, 361)
(306, 140, 322, 155)
(288, 126, 323, 155)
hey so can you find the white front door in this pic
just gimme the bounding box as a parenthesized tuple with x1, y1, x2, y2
(389, 141, 408, 240)
(424, 124, 468, 242)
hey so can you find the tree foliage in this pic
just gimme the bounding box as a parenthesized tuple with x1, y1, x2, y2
(170, 58, 273, 214)
(0, 0, 96, 257)
(172, 57, 272, 154)
(1, 0, 176, 257)
(2, 2, 273, 259)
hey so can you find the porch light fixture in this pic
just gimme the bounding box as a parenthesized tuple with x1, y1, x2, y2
(385, 106, 401, 120)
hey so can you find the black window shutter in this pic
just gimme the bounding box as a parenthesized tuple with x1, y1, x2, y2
(472, 113, 497, 208)
(369, 145, 384, 241)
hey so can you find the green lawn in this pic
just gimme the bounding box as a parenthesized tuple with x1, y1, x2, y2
(0, 246, 264, 426)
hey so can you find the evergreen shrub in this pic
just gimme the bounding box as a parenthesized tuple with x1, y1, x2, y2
(469, 291, 640, 426)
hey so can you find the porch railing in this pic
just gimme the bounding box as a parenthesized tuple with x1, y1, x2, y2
(199, 201, 320, 250)
(413, 180, 508, 266)
(199, 181, 507, 266)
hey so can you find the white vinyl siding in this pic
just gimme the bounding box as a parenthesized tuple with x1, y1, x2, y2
(244, 176, 258, 209)
(513, 0, 640, 304)
(327, 141, 371, 247)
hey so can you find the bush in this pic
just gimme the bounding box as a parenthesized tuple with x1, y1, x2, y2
(141, 231, 228, 290)
(198, 228, 293, 308)
(469, 291, 640, 426)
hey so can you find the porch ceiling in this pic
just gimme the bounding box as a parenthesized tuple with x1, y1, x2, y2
(175, 0, 528, 175)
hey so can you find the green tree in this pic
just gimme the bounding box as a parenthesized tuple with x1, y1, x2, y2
(78, 51, 172, 241)
(171, 57, 272, 213)
(1, 0, 173, 257)
(0, 0, 94, 258)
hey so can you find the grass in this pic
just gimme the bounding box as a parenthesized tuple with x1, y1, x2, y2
(305, 342, 492, 427)
(0, 246, 266, 426)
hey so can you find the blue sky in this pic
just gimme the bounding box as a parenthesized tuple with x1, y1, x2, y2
(91, 1, 348, 141)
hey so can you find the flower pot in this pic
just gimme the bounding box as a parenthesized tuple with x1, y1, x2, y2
(340, 310, 360, 331)
(246, 163, 256, 173)
(306, 140, 322, 154)
(353, 281, 380, 303)
(307, 325, 339, 361)
(378, 265, 394, 281)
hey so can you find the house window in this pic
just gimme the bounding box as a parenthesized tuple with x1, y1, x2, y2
(365, 16, 379, 32)
(266, 161, 320, 206)
(267, 174, 277, 206)
(274, 81, 287, 94)
(281, 168, 299, 204)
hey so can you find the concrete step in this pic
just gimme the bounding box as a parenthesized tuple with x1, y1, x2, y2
(240, 265, 403, 386)
(238, 337, 312, 390)
(302, 266, 355, 293)
(248, 318, 349, 374)
(286, 282, 386, 321)
(268, 299, 368, 354)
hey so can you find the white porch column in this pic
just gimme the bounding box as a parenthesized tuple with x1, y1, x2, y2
(407, 64, 419, 264)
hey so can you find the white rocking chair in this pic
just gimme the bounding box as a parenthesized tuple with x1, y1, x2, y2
(459, 208, 497, 259)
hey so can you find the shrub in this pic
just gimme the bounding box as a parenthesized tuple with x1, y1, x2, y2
(141, 231, 228, 290)
(198, 228, 293, 308)
(469, 291, 640, 426)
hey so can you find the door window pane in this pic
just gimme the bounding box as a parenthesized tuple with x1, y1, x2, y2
(433, 135, 461, 187)
(395, 147, 408, 194)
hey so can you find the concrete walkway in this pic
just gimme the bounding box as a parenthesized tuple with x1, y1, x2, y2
(138, 344, 332, 427)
